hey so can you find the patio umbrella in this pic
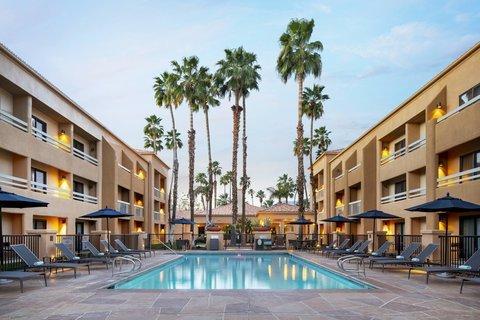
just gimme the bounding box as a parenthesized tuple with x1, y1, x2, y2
(287, 217, 314, 225)
(322, 214, 358, 233)
(81, 207, 132, 243)
(406, 193, 480, 264)
(170, 218, 195, 241)
(350, 210, 400, 250)
(0, 187, 49, 270)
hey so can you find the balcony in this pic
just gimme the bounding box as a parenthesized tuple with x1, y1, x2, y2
(334, 173, 344, 180)
(335, 205, 344, 215)
(0, 109, 28, 132)
(348, 200, 362, 215)
(154, 187, 160, 198)
(73, 147, 98, 166)
(32, 127, 71, 153)
(380, 191, 407, 204)
(134, 205, 144, 217)
(437, 167, 480, 187)
(118, 163, 131, 173)
(72, 192, 98, 204)
(437, 95, 480, 124)
(407, 138, 426, 152)
(0, 173, 28, 189)
(380, 147, 406, 165)
(117, 200, 130, 214)
(408, 187, 426, 198)
(153, 211, 160, 221)
(31, 181, 70, 199)
(315, 187, 324, 199)
(347, 163, 361, 173)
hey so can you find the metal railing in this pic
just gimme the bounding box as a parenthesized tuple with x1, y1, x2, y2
(0, 109, 28, 132)
(408, 187, 426, 198)
(55, 234, 101, 257)
(380, 146, 406, 165)
(315, 187, 324, 199)
(0, 173, 28, 189)
(2, 235, 41, 271)
(335, 205, 344, 215)
(117, 200, 130, 214)
(377, 234, 422, 256)
(153, 211, 160, 221)
(118, 164, 131, 173)
(31, 181, 70, 199)
(439, 235, 480, 267)
(348, 200, 362, 215)
(334, 173, 344, 180)
(437, 167, 480, 187)
(380, 191, 407, 204)
(31, 127, 71, 152)
(154, 187, 160, 198)
(72, 191, 98, 204)
(73, 147, 98, 166)
(134, 205, 144, 217)
(407, 138, 426, 152)
(437, 94, 480, 123)
(110, 234, 139, 250)
(348, 163, 361, 172)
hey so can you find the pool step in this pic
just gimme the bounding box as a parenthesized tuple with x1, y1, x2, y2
(225, 246, 253, 251)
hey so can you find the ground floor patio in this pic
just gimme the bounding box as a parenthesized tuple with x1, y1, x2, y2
(0, 251, 479, 319)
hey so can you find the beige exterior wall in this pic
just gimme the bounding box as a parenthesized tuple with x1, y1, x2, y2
(310, 42, 480, 237)
(0, 44, 169, 237)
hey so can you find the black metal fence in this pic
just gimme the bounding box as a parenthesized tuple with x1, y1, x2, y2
(2, 235, 41, 271)
(377, 234, 422, 256)
(440, 235, 480, 267)
(110, 234, 139, 250)
(55, 234, 101, 257)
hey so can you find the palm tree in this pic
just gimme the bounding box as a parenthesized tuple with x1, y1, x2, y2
(313, 126, 332, 157)
(217, 193, 229, 206)
(164, 129, 183, 224)
(143, 115, 164, 154)
(216, 47, 259, 226)
(172, 56, 201, 230)
(267, 186, 283, 204)
(154, 72, 183, 222)
(197, 67, 220, 224)
(248, 189, 255, 204)
(277, 18, 323, 221)
(303, 84, 329, 238)
(220, 172, 232, 199)
(195, 172, 209, 211)
(211, 161, 222, 207)
(256, 190, 266, 205)
(263, 199, 274, 208)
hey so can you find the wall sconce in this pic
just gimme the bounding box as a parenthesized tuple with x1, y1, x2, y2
(381, 147, 390, 159)
(432, 102, 446, 119)
(437, 102, 442, 109)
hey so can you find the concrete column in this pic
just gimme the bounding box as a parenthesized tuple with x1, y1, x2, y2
(12, 95, 32, 131)
(22, 212, 33, 231)
(26, 229, 57, 260)
(134, 232, 146, 250)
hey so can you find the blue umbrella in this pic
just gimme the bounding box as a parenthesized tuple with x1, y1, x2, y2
(0, 187, 49, 270)
(171, 218, 195, 225)
(350, 210, 400, 250)
(81, 207, 132, 243)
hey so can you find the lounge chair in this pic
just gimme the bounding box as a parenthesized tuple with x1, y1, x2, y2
(0, 271, 47, 292)
(414, 248, 480, 284)
(320, 239, 350, 256)
(55, 243, 110, 269)
(114, 239, 153, 257)
(369, 242, 421, 268)
(10, 244, 90, 278)
(100, 240, 143, 259)
(460, 276, 480, 293)
(373, 243, 438, 272)
(327, 240, 363, 257)
(340, 240, 372, 257)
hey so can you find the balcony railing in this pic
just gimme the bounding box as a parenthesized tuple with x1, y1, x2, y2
(408, 187, 426, 198)
(153, 211, 160, 221)
(73, 147, 98, 166)
(347, 163, 361, 173)
(437, 94, 480, 123)
(348, 200, 362, 215)
(335, 205, 344, 215)
(154, 187, 160, 198)
(407, 138, 426, 152)
(134, 205, 144, 217)
(334, 173, 344, 180)
(315, 187, 324, 199)
(0, 109, 28, 132)
(72, 191, 98, 204)
(380, 147, 406, 165)
(30, 181, 70, 199)
(31, 127, 71, 152)
(117, 200, 130, 214)
(0, 173, 28, 189)
(380, 191, 407, 204)
(437, 167, 480, 187)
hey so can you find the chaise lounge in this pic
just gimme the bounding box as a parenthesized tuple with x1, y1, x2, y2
(55, 243, 110, 269)
(0, 271, 47, 293)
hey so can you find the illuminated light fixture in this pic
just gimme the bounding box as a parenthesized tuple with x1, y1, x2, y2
(335, 198, 343, 207)
(136, 170, 145, 180)
(432, 102, 446, 119)
(136, 227, 143, 233)
(58, 130, 69, 144)
(438, 162, 447, 179)
(381, 147, 390, 159)
(136, 199, 143, 206)
(382, 224, 390, 234)
(335, 226, 342, 233)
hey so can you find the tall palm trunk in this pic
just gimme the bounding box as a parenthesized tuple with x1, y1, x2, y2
(214, 178, 217, 208)
(188, 107, 195, 232)
(241, 95, 247, 244)
(169, 106, 179, 238)
(204, 108, 213, 224)
(231, 93, 241, 225)
(296, 76, 305, 239)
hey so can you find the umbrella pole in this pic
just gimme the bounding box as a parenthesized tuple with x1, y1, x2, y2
(373, 218, 376, 252)
(106, 217, 110, 245)
(444, 214, 448, 266)
(0, 207, 3, 271)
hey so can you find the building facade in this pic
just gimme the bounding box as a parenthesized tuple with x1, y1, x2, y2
(312, 42, 480, 238)
(0, 44, 169, 236)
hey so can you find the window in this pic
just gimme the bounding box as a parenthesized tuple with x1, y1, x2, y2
(73, 181, 84, 194)
(394, 139, 406, 152)
(31, 116, 47, 141)
(31, 168, 47, 192)
(73, 139, 84, 152)
(394, 180, 406, 194)
(459, 83, 480, 106)
(33, 219, 47, 230)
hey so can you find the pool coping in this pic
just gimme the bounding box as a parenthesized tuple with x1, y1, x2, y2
(103, 250, 382, 292)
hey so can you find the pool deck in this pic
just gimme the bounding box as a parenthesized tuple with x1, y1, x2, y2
(0, 251, 479, 319)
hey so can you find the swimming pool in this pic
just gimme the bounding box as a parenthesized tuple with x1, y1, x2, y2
(114, 253, 370, 290)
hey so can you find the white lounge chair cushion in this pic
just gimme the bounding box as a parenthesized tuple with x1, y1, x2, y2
(396, 255, 404, 259)
(73, 256, 81, 260)
(371, 252, 379, 256)
(353, 250, 359, 253)
(97, 253, 105, 256)
(34, 261, 44, 266)
(411, 257, 420, 262)
(459, 265, 471, 270)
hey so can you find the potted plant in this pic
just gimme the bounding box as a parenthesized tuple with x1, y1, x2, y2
(252, 218, 271, 232)
(206, 225, 221, 232)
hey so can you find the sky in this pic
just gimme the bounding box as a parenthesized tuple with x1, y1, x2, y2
(1, 0, 479, 205)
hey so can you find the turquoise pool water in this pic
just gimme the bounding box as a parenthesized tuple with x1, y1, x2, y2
(114, 253, 370, 290)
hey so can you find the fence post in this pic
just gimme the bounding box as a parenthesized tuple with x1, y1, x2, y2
(136, 232, 147, 250)
(421, 230, 446, 264)
(91, 230, 109, 242)
(26, 229, 57, 261)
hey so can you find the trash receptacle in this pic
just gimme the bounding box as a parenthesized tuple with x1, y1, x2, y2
(210, 238, 219, 251)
